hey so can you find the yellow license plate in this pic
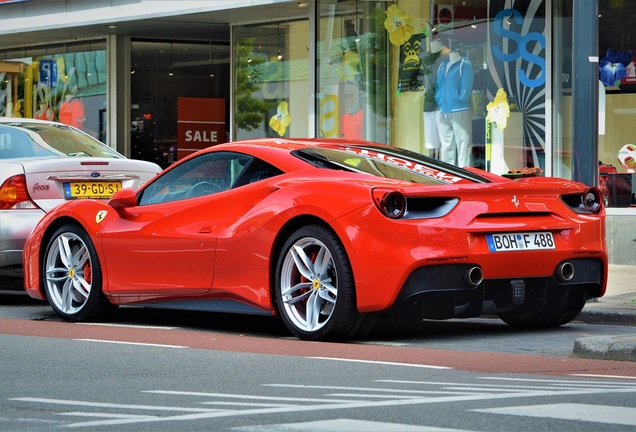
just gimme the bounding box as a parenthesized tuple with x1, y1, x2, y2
(64, 181, 122, 199)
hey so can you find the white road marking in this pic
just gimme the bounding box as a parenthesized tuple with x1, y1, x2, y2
(11, 378, 636, 428)
(58, 412, 157, 420)
(76, 322, 178, 330)
(145, 390, 359, 404)
(265, 383, 467, 396)
(473, 403, 636, 426)
(571, 373, 636, 380)
(441, 387, 524, 393)
(378, 379, 590, 391)
(326, 393, 434, 399)
(74, 339, 188, 349)
(479, 376, 636, 385)
(202, 402, 294, 407)
(307, 357, 451, 369)
(10, 397, 219, 413)
(232, 418, 472, 431)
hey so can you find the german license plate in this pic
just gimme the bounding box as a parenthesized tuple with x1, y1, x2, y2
(64, 181, 122, 199)
(486, 232, 555, 252)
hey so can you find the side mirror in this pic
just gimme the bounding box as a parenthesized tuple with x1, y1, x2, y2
(108, 188, 137, 216)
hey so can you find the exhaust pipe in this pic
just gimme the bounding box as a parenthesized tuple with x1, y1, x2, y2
(557, 261, 575, 282)
(464, 266, 483, 286)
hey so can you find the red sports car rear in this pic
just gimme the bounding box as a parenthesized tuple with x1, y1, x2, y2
(23, 139, 606, 340)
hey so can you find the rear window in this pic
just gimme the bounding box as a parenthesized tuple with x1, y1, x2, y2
(0, 123, 122, 159)
(292, 144, 491, 185)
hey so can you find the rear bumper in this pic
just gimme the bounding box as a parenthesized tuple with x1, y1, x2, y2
(386, 258, 605, 320)
(0, 209, 45, 275)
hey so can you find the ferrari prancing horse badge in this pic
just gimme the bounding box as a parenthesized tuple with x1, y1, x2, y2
(96, 210, 108, 223)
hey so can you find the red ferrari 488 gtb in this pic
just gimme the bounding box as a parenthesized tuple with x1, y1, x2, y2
(23, 139, 607, 340)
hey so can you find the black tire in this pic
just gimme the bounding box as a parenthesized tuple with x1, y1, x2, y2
(498, 306, 584, 328)
(274, 225, 366, 341)
(42, 224, 111, 322)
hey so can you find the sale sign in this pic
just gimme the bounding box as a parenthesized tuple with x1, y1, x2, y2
(177, 97, 226, 160)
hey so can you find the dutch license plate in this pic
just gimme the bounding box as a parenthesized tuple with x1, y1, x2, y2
(486, 232, 556, 252)
(64, 181, 122, 199)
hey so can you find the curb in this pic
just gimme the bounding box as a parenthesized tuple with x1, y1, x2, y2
(575, 309, 636, 327)
(572, 334, 636, 362)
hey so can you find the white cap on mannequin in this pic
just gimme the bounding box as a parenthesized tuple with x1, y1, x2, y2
(430, 39, 444, 53)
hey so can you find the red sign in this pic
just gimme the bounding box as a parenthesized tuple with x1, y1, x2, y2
(621, 56, 636, 85)
(177, 97, 225, 160)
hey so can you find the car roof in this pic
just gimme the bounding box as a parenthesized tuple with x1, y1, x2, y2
(193, 138, 393, 172)
(0, 117, 65, 126)
(202, 138, 391, 156)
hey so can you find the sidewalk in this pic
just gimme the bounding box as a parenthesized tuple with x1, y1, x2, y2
(573, 264, 636, 362)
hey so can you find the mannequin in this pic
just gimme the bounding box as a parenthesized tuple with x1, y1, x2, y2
(35, 102, 55, 121)
(435, 49, 474, 167)
(447, 51, 461, 70)
(423, 40, 450, 157)
(34, 85, 55, 121)
(59, 93, 86, 130)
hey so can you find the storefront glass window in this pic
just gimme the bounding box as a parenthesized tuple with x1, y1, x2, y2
(0, 41, 107, 142)
(316, 0, 389, 144)
(231, 1, 549, 178)
(551, 0, 572, 180)
(233, 20, 310, 140)
(434, 0, 546, 174)
(598, 0, 636, 208)
(314, 0, 547, 176)
(130, 39, 230, 168)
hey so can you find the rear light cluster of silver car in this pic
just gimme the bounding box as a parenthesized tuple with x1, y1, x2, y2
(0, 174, 38, 210)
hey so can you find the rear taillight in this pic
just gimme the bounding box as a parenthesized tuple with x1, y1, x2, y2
(0, 174, 38, 210)
(372, 188, 406, 219)
(583, 187, 603, 214)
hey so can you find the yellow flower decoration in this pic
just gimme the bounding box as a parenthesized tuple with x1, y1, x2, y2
(384, 4, 414, 46)
(269, 101, 291, 137)
(56, 56, 68, 84)
(339, 50, 360, 82)
(486, 88, 511, 131)
(12, 99, 22, 117)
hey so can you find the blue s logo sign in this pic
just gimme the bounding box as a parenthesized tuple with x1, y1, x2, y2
(492, 9, 546, 88)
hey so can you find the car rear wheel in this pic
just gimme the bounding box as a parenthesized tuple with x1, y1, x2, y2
(275, 225, 365, 341)
(42, 224, 111, 322)
(498, 306, 584, 328)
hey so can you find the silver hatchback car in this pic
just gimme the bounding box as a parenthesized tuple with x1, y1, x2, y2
(0, 118, 161, 290)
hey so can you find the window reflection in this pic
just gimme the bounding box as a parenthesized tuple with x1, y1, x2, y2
(1, 42, 107, 142)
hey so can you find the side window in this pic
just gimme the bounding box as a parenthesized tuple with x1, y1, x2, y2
(0, 128, 37, 158)
(234, 159, 284, 187)
(138, 151, 253, 205)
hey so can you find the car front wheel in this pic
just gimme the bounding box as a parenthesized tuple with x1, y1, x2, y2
(42, 224, 111, 322)
(275, 225, 366, 341)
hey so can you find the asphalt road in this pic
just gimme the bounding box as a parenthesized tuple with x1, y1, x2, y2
(2, 291, 636, 431)
(2, 330, 636, 431)
(2, 291, 635, 359)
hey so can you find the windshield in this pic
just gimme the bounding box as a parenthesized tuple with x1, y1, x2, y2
(0, 123, 122, 159)
(292, 144, 491, 185)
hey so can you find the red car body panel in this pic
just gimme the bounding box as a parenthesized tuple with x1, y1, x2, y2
(23, 139, 607, 319)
